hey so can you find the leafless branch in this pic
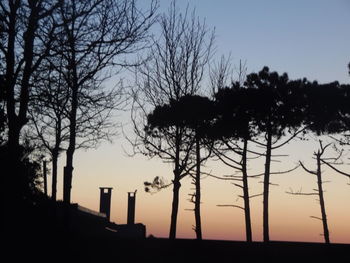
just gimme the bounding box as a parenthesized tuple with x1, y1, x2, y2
(321, 159, 350, 178)
(310, 216, 323, 221)
(217, 204, 244, 210)
(299, 161, 317, 175)
(249, 193, 263, 199)
(286, 188, 319, 196)
(249, 164, 299, 177)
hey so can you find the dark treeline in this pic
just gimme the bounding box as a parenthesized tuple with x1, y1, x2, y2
(0, 0, 158, 249)
(1, 0, 157, 198)
(142, 66, 350, 242)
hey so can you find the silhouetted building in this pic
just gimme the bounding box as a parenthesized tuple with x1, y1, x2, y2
(99, 187, 113, 221)
(76, 187, 146, 239)
(127, 190, 137, 225)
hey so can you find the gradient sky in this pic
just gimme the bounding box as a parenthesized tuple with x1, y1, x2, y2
(51, 0, 350, 243)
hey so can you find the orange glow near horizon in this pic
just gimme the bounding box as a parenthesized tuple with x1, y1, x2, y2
(48, 136, 350, 244)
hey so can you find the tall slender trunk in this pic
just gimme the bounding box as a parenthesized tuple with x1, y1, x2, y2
(63, 113, 76, 204)
(316, 153, 330, 244)
(7, 125, 22, 201)
(242, 138, 252, 242)
(169, 175, 181, 239)
(43, 160, 48, 195)
(51, 117, 62, 201)
(63, 83, 77, 203)
(194, 131, 202, 240)
(263, 131, 272, 242)
(6, 1, 19, 153)
(51, 151, 58, 201)
(7, 121, 23, 198)
(63, 17, 78, 204)
(5, 1, 26, 158)
(7, 121, 20, 153)
(169, 128, 181, 239)
(5, 1, 38, 201)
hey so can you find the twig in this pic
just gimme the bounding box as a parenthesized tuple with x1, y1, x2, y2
(249, 193, 263, 199)
(217, 204, 244, 210)
(310, 216, 323, 221)
(321, 159, 350, 178)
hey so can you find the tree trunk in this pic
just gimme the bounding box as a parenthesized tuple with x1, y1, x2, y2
(263, 131, 272, 242)
(242, 138, 252, 242)
(6, 126, 22, 199)
(169, 129, 181, 239)
(316, 153, 330, 244)
(63, 146, 75, 203)
(5, 1, 38, 201)
(43, 160, 47, 195)
(169, 174, 181, 239)
(63, 24, 78, 204)
(63, 88, 77, 203)
(51, 117, 62, 201)
(51, 151, 58, 201)
(7, 119, 26, 203)
(5, 1, 22, 196)
(194, 132, 202, 240)
(7, 120, 20, 153)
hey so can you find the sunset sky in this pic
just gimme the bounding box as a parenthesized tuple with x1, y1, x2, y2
(50, 0, 350, 243)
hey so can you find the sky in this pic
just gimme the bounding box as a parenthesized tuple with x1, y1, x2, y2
(50, 0, 350, 243)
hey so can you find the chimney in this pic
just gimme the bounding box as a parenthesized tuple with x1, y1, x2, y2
(127, 190, 137, 225)
(99, 187, 113, 221)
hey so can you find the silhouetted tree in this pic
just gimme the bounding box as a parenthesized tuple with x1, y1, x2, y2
(28, 55, 70, 201)
(182, 96, 215, 240)
(54, 0, 157, 203)
(142, 100, 196, 238)
(304, 81, 345, 135)
(209, 55, 234, 95)
(0, 0, 60, 206)
(288, 141, 334, 244)
(245, 67, 305, 242)
(131, 1, 214, 239)
(212, 84, 258, 242)
(209, 61, 258, 242)
(286, 81, 350, 243)
(148, 95, 215, 240)
(328, 83, 350, 148)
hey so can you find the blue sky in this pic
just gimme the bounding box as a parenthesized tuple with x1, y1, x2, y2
(157, 0, 350, 83)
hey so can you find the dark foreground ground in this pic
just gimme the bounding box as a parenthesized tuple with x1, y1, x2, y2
(7, 229, 350, 263)
(66, 237, 350, 263)
(4, 200, 349, 263)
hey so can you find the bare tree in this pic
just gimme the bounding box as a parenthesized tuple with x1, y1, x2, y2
(131, 1, 214, 239)
(214, 142, 255, 242)
(209, 55, 233, 95)
(288, 138, 350, 244)
(213, 139, 264, 243)
(53, 0, 157, 203)
(287, 140, 335, 243)
(0, 0, 60, 200)
(28, 54, 70, 201)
